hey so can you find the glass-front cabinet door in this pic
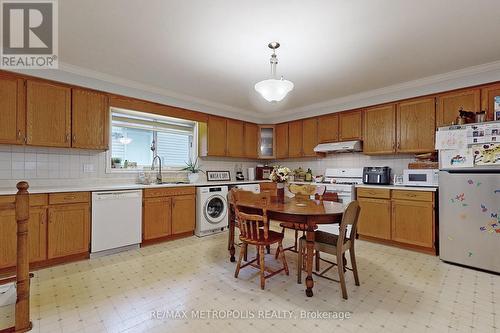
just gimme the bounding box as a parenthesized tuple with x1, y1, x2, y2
(258, 125, 275, 159)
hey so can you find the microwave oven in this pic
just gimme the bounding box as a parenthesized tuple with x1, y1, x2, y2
(402, 169, 439, 187)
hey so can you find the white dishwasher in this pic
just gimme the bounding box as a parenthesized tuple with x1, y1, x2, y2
(91, 190, 142, 257)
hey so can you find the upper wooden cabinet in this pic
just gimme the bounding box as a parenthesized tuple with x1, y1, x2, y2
(206, 115, 227, 157)
(339, 110, 363, 141)
(288, 120, 303, 158)
(26, 80, 71, 147)
(71, 88, 109, 150)
(481, 83, 500, 121)
(302, 118, 318, 157)
(396, 97, 436, 153)
(226, 119, 244, 157)
(243, 123, 259, 158)
(0, 75, 25, 145)
(436, 88, 480, 126)
(275, 123, 289, 159)
(363, 104, 396, 154)
(318, 113, 339, 143)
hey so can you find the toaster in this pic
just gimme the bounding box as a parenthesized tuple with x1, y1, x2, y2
(363, 167, 391, 185)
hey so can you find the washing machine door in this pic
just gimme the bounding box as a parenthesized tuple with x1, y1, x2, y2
(204, 194, 228, 224)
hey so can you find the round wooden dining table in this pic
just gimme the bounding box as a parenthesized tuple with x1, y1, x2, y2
(228, 196, 344, 297)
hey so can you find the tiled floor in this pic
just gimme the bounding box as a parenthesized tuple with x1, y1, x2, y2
(1, 231, 498, 333)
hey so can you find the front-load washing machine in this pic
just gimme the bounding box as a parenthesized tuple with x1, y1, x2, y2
(195, 185, 228, 237)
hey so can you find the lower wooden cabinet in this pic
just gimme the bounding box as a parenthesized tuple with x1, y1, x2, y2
(47, 203, 90, 259)
(0, 197, 48, 269)
(172, 195, 196, 234)
(392, 200, 434, 248)
(357, 188, 436, 253)
(143, 197, 172, 240)
(143, 187, 196, 243)
(357, 197, 391, 240)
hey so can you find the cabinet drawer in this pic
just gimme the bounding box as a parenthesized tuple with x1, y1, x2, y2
(392, 190, 433, 202)
(49, 192, 90, 205)
(0, 194, 48, 206)
(144, 186, 195, 198)
(357, 187, 391, 199)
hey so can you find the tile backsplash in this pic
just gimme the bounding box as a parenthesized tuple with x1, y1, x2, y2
(0, 145, 259, 188)
(0, 144, 416, 188)
(274, 153, 415, 178)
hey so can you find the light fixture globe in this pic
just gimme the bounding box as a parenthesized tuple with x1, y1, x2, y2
(255, 42, 294, 102)
(254, 78, 294, 102)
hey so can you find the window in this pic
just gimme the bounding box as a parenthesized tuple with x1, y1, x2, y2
(109, 108, 195, 171)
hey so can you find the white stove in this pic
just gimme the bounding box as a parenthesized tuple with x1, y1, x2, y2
(320, 168, 363, 205)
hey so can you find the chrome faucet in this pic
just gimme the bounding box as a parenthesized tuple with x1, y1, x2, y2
(151, 155, 162, 184)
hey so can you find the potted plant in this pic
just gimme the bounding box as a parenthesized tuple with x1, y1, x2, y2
(270, 165, 291, 202)
(182, 158, 204, 183)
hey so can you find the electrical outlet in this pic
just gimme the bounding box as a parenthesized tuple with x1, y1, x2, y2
(83, 164, 95, 173)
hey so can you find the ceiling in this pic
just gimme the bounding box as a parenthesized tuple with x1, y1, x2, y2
(58, 0, 500, 120)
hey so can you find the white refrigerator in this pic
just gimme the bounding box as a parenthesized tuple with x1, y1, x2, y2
(437, 121, 500, 273)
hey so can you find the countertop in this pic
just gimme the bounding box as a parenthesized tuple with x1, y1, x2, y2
(0, 180, 271, 196)
(356, 184, 438, 192)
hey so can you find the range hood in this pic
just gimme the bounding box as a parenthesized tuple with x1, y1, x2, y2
(313, 140, 362, 153)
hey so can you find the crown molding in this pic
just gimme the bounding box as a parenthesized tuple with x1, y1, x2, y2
(9, 59, 500, 124)
(12, 62, 262, 123)
(265, 60, 500, 123)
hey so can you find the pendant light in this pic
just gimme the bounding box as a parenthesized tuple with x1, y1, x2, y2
(254, 42, 294, 102)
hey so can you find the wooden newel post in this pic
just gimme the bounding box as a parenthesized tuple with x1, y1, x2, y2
(15, 181, 31, 332)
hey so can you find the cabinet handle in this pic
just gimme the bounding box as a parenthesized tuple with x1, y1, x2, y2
(65, 134, 70, 142)
(64, 196, 75, 201)
(397, 142, 400, 149)
(73, 135, 76, 143)
(17, 130, 21, 139)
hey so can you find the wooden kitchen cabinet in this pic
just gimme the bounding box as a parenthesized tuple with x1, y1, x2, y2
(392, 199, 434, 248)
(243, 122, 259, 158)
(275, 123, 289, 159)
(226, 119, 244, 157)
(396, 97, 436, 153)
(339, 110, 363, 141)
(481, 83, 500, 121)
(28, 206, 48, 263)
(436, 88, 480, 126)
(0, 208, 17, 268)
(47, 202, 89, 259)
(302, 117, 318, 157)
(357, 197, 392, 240)
(72, 88, 109, 150)
(143, 197, 172, 240)
(0, 74, 25, 145)
(363, 104, 396, 154)
(258, 125, 275, 159)
(357, 188, 436, 254)
(172, 195, 196, 234)
(318, 113, 339, 143)
(288, 120, 303, 158)
(0, 194, 48, 269)
(143, 187, 195, 243)
(26, 80, 72, 147)
(207, 115, 227, 156)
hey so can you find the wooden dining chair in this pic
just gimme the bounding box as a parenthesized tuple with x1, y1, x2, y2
(232, 189, 289, 290)
(276, 184, 320, 256)
(297, 200, 361, 299)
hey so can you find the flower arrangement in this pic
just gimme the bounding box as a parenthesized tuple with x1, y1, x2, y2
(269, 165, 291, 183)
